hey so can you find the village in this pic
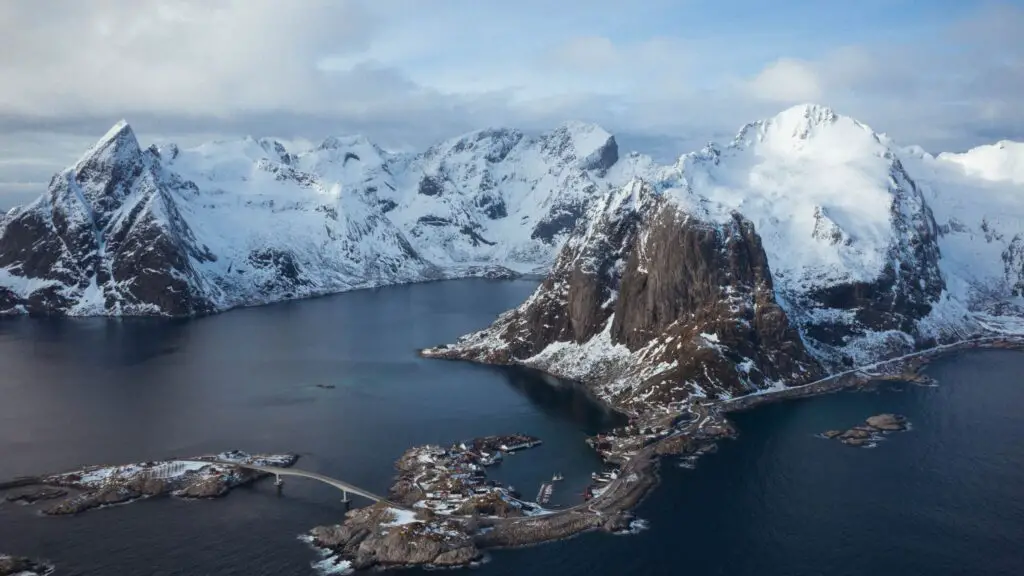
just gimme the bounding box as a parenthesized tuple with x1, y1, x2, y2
(390, 434, 560, 517)
(586, 412, 681, 462)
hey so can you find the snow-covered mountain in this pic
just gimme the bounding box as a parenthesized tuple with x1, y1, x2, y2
(426, 104, 1024, 413)
(2, 99, 1023, 373)
(0, 120, 621, 315)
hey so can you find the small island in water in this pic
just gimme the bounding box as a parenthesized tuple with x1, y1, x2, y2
(820, 413, 911, 448)
(1, 451, 297, 516)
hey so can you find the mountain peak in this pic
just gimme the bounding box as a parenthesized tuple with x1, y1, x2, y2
(319, 134, 373, 151)
(555, 119, 610, 136)
(76, 119, 142, 169)
(544, 121, 618, 171)
(938, 139, 1024, 184)
(776, 103, 839, 125)
(102, 118, 133, 140)
(732, 103, 883, 155)
(756, 103, 844, 140)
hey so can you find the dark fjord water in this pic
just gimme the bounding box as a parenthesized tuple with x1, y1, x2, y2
(1, 280, 1022, 576)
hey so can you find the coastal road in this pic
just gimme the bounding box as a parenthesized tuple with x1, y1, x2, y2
(719, 335, 1009, 409)
(497, 400, 713, 522)
(569, 335, 1019, 518)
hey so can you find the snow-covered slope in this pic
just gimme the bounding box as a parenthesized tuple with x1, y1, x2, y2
(377, 123, 620, 272)
(2, 103, 1022, 332)
(640, 105, 949, 364)
(426, 104, 1024, 413)
(0, 120, 622, 315)
(937, 140, 1024, 184)
(903, 144, 1024, 326)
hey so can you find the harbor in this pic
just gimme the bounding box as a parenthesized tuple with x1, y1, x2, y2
(583, 464, 622, 501)
(389, 434, 549, 517)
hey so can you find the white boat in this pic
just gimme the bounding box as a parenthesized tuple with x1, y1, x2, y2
(552, 473, 564, 482)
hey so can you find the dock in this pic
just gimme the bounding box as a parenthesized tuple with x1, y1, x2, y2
(536, 482, 554, 505)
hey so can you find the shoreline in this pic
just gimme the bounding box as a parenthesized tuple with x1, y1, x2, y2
(720, 336, 1024, 413)
(0, 452, 298, 516)
(372, 334, 1024, 571)
(4, 268, 538, 321)
(4, 337, 1021, 573)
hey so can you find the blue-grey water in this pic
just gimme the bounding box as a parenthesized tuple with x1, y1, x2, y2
(1, 280, 1022, 575)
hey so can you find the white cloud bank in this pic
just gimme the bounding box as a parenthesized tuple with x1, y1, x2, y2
(0, 0, 1021, 207)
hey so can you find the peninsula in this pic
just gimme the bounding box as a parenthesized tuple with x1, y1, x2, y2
(370, 336, 1024, 572)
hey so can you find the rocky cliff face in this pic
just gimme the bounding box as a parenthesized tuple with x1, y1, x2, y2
(427, 180, 823, 411)
(0, 122, 214, 315)
(425, 105, 1024, 412)
(2, 103, 1023, 337)
(780, 155, 947, 366)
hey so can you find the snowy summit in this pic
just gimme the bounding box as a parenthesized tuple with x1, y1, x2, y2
(0, 103, 1021, 339)
(422, 104, 1024, 413)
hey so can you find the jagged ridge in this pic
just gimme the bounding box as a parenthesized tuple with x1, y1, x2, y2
(0, 120, 622, 315)
(425, 104, 1024, 413)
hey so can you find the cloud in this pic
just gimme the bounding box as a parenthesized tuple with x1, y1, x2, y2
(0, 0, 381, 118)
(739, 3, 1024, 152)
(549, 36, 689, 76)
(0, 0, 1022, 207)
(746, 58, 822, 102)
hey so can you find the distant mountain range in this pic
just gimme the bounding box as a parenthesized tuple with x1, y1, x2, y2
(422, 104, 1024, 409)
(0, 118, 625, 315)
(2, 107, 1023, 403)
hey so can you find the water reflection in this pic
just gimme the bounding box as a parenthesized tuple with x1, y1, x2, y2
(496, 366, 627, 434)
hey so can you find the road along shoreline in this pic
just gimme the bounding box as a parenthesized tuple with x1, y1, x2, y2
(312, 334, 1024, 572)
(4, 337, 1021, 574)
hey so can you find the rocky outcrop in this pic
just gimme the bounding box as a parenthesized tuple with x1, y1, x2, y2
(426, 180, 823, 411)
(424, 104, 1024, 414)
(44, 485, 142, 515)
(865, 413, 909, 431)
(0, 122, 215, 316)
(821, 413, 909, 447)
(18, 451, 298, 516)
(4, 487, 67, 504)
(0, 555, 52, 576)
(308, 505, 481, 571)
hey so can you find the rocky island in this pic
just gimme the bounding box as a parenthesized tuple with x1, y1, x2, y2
(305, 435, 543, 572)
(0, 555, 53, 576)
(0, 451, 297, 516)
(303, 433, 679, 573)
(821, 413, 911, 447)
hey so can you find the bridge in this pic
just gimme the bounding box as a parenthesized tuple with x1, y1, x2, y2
(147, 459, 409, 510)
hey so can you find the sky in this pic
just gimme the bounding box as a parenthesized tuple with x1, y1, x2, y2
(0, 0, 1021, 208)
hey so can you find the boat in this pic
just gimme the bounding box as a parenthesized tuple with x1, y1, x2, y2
(552, 472, 564, 482)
